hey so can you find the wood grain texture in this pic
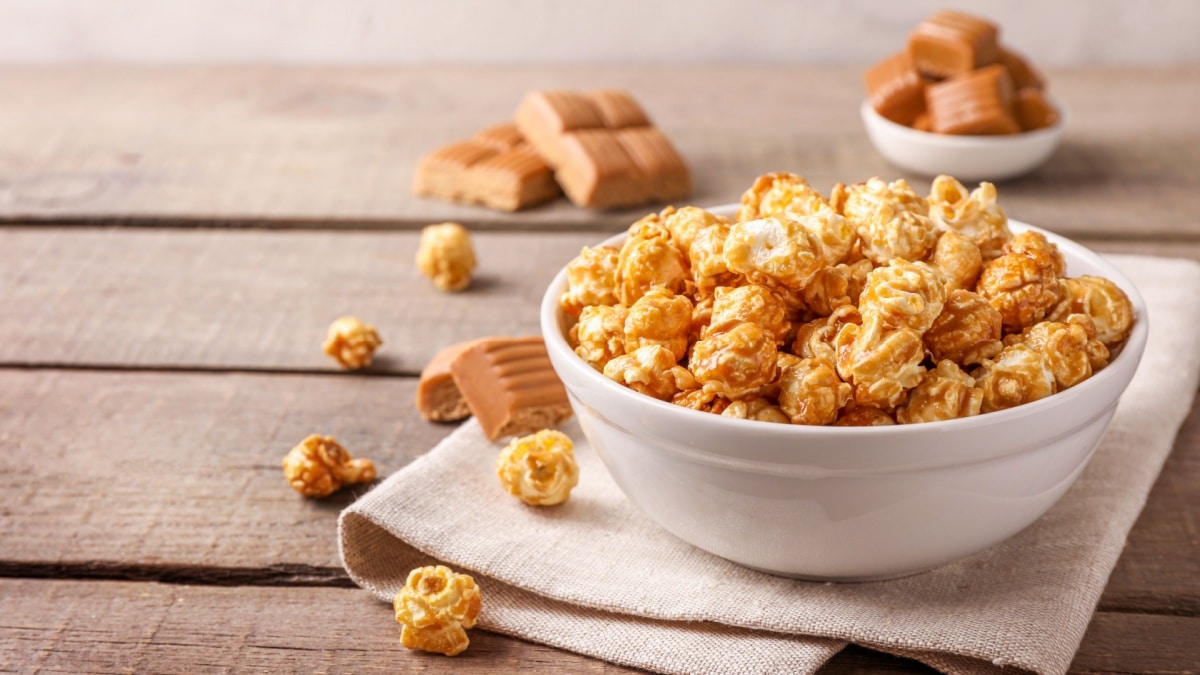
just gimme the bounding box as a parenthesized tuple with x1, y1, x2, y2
(0, 66, 1197, 237)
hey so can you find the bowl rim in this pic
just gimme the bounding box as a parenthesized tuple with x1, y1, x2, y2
(540, 208, 1148, 459)
(859, 97, 1070, 147)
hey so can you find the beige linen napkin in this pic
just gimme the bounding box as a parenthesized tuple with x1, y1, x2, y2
(341, 255, 1200, 675)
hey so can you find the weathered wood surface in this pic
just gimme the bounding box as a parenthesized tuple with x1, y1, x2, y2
(0, 66, 1197, 237)
(2, 228, 1197, 374)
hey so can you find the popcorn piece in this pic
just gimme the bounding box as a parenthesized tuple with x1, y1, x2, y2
(689, 322, 779, 400)
(723, 215, 825, 292)
(804, 259, 873, 317)
(778, 358, 852, 426)
(976, 230, 1064, 330)
(560, 245, 620, 317)
(835, 316, 926, 409)
(604, 344, 696, 401)
(792, 305, 862, 363)
(705, 284, 791, 345)
(664, 205, 731, 256)
(570, 304, 628, 370)
(833, 406, 897, 426)
(1006, 318, 1108, 389)
(842, 178, 937, 265)
(322, 316, 383, 370)
(495, 429, 580, 506)
(672, 387, 731, 414)
(282, 435, 376, 498)
(895, 360, 983, 424)
(736, 172, 828, 223)
(1047, 275, 1135, 347)
(394, 565, 482, 657)
(974, 343, 1056, 412)
(924, 289, 1003, 366)
(858, 259, 947, 334)
(624, 288, 693, 361)
(688, 218, 739, 295)
(417, 222, 477, 292)
(721, 397, 791, 424)
(616, 213, 688, 305)
(932, 230, 984, 292)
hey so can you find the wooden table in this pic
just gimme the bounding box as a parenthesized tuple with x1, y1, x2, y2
(2, 66, 1198, 674)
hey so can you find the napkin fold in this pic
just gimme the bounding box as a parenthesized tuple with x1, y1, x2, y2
(341, 255, 1200, 675)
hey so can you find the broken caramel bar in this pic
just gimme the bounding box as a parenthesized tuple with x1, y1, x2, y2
(413, 123, 561, 212)
(864, 51, 927, 126)
(926, 64, 1019, 135)
(448, 336, 573, 440)
(908, 10, 1000, 79)
(515, 90, 690, 209)
(415, 339, 486, 422)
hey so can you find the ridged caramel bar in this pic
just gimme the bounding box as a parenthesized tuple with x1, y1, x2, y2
(415, 339, 487, 422)
(1014, 88, 1059, 131)
(908, 10, 1000, 79)
(413, 123, 561, 212)
(864, 51, 927, 125)
(927, 64, 1019, 135)
(448, 336, 573, 440)
(997, 46, 1045, 91)
(515, 90, 690, 209)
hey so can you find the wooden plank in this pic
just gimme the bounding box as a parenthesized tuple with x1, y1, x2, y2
(0, 66, 1196, 237)
(2, 228, 1197, 374)
(2, 579, 1196, 674)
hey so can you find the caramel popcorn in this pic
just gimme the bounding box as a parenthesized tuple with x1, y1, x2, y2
(559, 172, 1135, 426)
(495, 429, 580, 506)
(416, 222, 477, 292)
(604, 344, 696, 401)
(394, 565, 482, 656)
(322, 316, 383, 370)
(560, 245, 620, 317)
(927, 175, 1012, 259)
(282, 435, 376, 498)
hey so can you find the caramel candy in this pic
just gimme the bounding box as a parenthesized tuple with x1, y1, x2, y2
(997, 46, 1045, 91)
(515, 90, 690, 209)
(1014, 88, 1059, 131)
(864, 51, 927, 126)
(448, 336, 573, 440)
(413, 123, 561, 212)
(927, 64, 1019, 135)
(908, 10, 1000, 79)
(415, 339, 486, 422)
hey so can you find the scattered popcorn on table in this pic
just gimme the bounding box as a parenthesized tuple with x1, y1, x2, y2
(495, 429, 580, 506)
(394, 565, 482, 656)
(322, 316, 382, 370)
(558, 173, 1136, 425)
(282, 435, 376, 498)
(417, 222, 477, 292)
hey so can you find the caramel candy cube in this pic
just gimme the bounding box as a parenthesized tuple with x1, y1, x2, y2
(515, 90, 690, 209)
(997, 46, 1045, 91)
(448, 336, 573, 440)
(908, 10, 1000, 79)
(864, 51, 927, 125)
(927, 64, 1019, 135)
(1014, 88, 1059, 131)
(413, 123, 561, 212)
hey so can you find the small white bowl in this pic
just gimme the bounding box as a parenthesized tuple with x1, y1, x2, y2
(860, 99, 1068, 182)
(541, 213, 1146, 580)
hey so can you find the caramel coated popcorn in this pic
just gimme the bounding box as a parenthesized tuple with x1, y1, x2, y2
(495, 429, 580, 506)
(560, 173, 1135, 426)
(394, 565, 482, 656)
(322, 316, 383, 370)
(417, 222, 477, 292)
(282, 435, 376, 498)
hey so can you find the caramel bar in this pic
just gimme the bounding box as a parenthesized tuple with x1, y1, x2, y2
(908, 10, 1000, 79)
(515, 90, 690, 209)
(926, 64, 1019, 135)
(413, 123, 561, 212)
(997, 46, 1044, 91)
(448, 336, 573, 440)
(864, 51, 927, 126)
(415, 339, 486, 422)
(1013, 88, 1059, 131)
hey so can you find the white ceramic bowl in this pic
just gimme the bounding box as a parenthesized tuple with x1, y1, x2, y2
(860, 99, 1068, 182)
(541, 215, 1146, 580)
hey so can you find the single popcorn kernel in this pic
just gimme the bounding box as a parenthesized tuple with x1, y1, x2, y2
(924, 290, 1003, 366)
(778, 358, 852, 426)
(843, 177, 937, 265)
(974, 343, 1057, 413)
(976, 231, 1064, 330)
(932, 230, 984, 292)
(604, 344, 696, 401)
(570, 304, 628, 370)
(721, 397, 790, 424)
(895, 360, 983, 424)
(322, 316, 383, 370)
(495, 429, 580, 506)
(858, 259, 947, 334)
(616, 213, 688, 305)
(723, 215, 825, 292)
(1047, 275, 1134, 347)
(624, 287, 694, 361)
(417, 222, 477, 292)
(927, 176, 1012, 260)
(736, 172, 829, 223)
(282, 435, 376, 498)
(690, 322, 779, 400)
(560, 245, 620, 317)
(705, 284, 791, 345)
(394, 565, 482, 657)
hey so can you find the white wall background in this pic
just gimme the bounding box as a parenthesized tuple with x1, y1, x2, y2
(2, 0, 1198, 66)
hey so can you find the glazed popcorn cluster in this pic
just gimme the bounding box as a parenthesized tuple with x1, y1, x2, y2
(393, 565, 483, 656)
(561, 172, 1135, 426)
